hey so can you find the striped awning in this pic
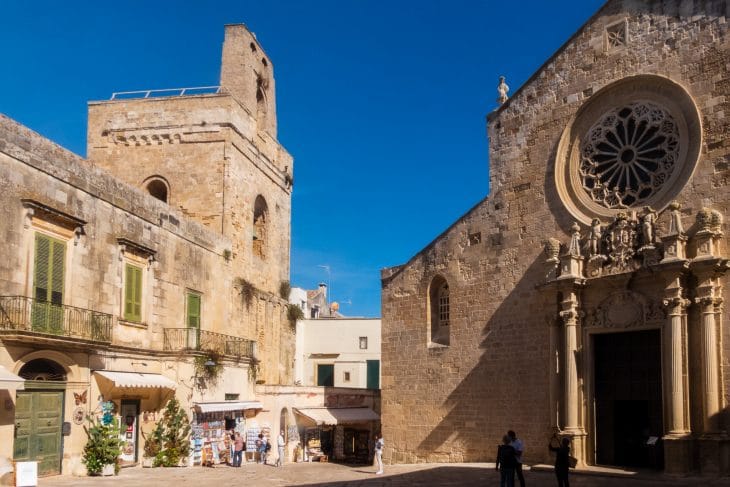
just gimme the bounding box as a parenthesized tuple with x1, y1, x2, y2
(0, 365, 24, 390)
(194, 401, 263, 413)
(294, 407, 379, 426)
(94, 371, 177, 389)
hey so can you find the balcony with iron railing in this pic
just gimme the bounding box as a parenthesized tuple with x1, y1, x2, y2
(163, 328, 256, 360)
(0, 295, 114, 345)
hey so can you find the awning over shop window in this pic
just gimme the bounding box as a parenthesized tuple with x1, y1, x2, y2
(0, 365, 24, 390)
(294, 407, 379, 426)
(193, 401, 263, 414)
(94, 371, 177, 389)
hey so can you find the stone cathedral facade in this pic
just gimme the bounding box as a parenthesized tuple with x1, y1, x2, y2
(381, 0, 730, 475)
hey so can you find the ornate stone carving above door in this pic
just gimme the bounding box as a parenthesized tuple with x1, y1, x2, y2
(584, 291, 665, 329)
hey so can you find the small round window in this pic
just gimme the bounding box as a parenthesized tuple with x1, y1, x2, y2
(555, 75, 701, 224)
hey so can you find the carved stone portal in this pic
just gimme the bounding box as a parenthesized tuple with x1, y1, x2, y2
(584, 291, 665, 329)
(543, 205, 721, 280)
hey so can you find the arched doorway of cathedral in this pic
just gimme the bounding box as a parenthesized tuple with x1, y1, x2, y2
(589, 329, 663, 469)
(14, 358, 68, 476)
(582, 291, 665, 470)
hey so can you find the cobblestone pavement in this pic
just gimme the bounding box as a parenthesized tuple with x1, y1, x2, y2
(39, 462, 730, 487)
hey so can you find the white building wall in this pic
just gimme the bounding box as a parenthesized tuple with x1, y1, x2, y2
(296, 318, 381, 388)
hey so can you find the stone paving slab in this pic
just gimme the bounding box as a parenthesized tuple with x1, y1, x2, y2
(38, 462, 730, 487)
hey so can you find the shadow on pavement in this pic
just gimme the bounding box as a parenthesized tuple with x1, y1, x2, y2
(297, 465, 493, 486)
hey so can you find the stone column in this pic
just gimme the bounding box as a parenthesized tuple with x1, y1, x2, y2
(662, 295, 689, 435)
(697, 295, 722, 434)
(559, 296, 581, 434)
(660, 276, 693, 474)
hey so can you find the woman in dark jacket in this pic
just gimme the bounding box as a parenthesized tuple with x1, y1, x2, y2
(548, 436, 571, 487)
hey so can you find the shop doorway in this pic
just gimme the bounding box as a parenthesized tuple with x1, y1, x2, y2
(119, 400, 140, 466)
(593, 330, 663, 469)
(343, 428, 370, 464)
(14, 359, 67, 476)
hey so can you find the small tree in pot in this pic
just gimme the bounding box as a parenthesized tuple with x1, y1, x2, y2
(83, 408, 123, 476)
(141, 421, 163, 467)
(154, 397, 191, 467)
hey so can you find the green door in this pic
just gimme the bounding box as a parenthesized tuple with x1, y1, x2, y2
(14, 389, 64, 476)
(366, 360, 380, 390)
(31, 233, 66, 334)
(317, 364, 334, 386)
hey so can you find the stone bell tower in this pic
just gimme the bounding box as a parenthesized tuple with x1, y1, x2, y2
(220, 24, 277, 137)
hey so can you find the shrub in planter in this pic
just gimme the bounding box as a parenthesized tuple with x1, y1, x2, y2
(83, 413, 123, 476)
(141, 421, 163, 466)
(153, 397, 191, 467)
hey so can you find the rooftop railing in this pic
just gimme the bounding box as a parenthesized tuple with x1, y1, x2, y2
(110, 86, 222, 100)
(163, 328, 256, 360)
(0, 295, 113, 343)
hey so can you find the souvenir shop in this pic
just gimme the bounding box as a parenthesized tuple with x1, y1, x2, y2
(190, 401, 263, 466)
(293, 407, 379, 464)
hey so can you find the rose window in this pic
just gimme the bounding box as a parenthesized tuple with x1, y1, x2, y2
(579, 102, 680, 209)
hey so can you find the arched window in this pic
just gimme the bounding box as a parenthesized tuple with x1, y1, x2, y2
(429, 275, 450, 346)
(256, 73, 269, 124)
(143, 176, 170, 203)
(253, 195, 268, 259)
(18, 358, 67, 381)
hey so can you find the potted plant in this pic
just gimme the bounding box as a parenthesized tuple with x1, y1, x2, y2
(82, 411, 123, 476)
(153, 397, 191, 467)
(141, 422, 163, 467)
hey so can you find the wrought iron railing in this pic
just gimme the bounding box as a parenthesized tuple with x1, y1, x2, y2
(0, 296, 113, 343)
(163, 328, 255, 359)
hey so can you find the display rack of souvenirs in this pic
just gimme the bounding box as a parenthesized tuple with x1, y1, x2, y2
(192, 413, 237, 466)
(305, 429, 327, 462)
(246, 425, 261, 462)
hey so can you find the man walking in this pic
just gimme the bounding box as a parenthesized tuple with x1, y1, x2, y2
(276, 430, 286, 467)
(508, 430, 525, 487)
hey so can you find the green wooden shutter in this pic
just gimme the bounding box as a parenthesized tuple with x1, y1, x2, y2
(367, 360, 380, 390)
(33, 234, 51, 302)
(124, 264, 143, 322)
(50, 240, 65, 305)
(187, 293, 201, 329)
(133, 266, 142, 319)
(317, 364, 334, 387)
(32, 234, 65, 333)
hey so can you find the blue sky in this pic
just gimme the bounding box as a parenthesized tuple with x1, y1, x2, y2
(0, 0, 605, 317)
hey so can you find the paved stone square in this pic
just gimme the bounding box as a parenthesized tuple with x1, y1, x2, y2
(39, 462, 730, 486)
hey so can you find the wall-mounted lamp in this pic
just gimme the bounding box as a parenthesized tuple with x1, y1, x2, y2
(204, 359, 216, 367)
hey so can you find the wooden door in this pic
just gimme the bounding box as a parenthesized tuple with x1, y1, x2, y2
(14, 390, 64, 476)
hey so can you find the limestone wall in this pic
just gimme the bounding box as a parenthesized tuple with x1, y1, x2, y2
(0, 114, 233, 340)
(381, 0, 730, 467)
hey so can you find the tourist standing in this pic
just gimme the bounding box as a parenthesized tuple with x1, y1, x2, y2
(229, 429, 236, 465)
(549, 436, 571, 487)
(496, 435, 517, 487)
(256, 433, 264, 464)
(262, 434, 271, 465)
(233, 432, 244, 467)
(508, 430, 525, 487)
(374, 434, 384, 475)
(276, 430, 285, 467)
